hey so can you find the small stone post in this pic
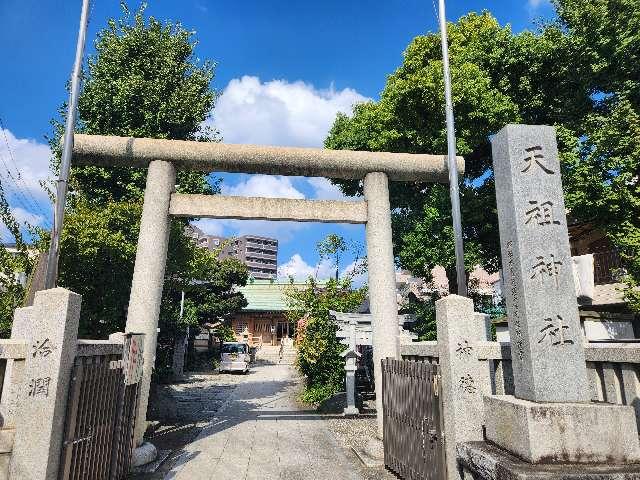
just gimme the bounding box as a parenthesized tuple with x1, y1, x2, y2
(364, 172, 400, 438)
(436, 295, 490, 480)
(9, 288, 81, 480)
(125, 160, 176, 449)
(341, 318, 361, 416)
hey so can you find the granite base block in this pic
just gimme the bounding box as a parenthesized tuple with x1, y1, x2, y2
(484, 395, 640, 464)
(457, 442, 640, 480)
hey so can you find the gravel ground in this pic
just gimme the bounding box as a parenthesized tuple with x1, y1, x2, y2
(326, 416, 398, 480)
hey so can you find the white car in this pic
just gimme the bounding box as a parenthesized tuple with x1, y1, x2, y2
(219, 342, 251, 373)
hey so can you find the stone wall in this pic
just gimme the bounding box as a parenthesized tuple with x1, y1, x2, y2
(400, 339, 640, 431)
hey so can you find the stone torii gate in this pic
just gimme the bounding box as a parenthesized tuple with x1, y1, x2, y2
(71, 134, 464, 452)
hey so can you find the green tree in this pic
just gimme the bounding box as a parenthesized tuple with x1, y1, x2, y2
(317, 233, 357, 281)
(49, 3, 217, 204)
(285, 236, 367, 404)
(0, 182, 35, 336)
(48, 5, 248, 355)
(325, 12, 592, 291)
(555, 0, 640, 311)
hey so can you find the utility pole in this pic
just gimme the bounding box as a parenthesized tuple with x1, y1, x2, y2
(45, 0, 91, 289)
(438, 0, 467, 296)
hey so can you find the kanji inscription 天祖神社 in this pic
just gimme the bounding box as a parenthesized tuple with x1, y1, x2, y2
(492, 125, 590, 403)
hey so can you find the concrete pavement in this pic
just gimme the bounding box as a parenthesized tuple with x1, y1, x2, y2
(164, 363, 368, 480)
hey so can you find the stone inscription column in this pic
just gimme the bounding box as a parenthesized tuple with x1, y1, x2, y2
(436, 295, 491, 480)
(364, 172, 400, 438)
(492, 124, 589, 402)
(125, 160, 176, 446)
(9, 288, 81, 480)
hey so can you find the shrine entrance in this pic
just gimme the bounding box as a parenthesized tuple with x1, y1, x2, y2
(70, 133, 463, 453)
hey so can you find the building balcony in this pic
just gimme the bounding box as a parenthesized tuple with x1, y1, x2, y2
(245, 251, 277, 260)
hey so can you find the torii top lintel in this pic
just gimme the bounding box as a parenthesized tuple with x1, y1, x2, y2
(71, 134, 464, 183)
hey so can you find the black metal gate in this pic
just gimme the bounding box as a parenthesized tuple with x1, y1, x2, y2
(382, 358, 445, 480)
(60, 334, 143, 480)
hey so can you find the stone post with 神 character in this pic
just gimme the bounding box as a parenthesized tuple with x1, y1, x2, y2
(436, 295, 491, 480)
(9, 288, 81, 480)
(481, 124, 640, 464)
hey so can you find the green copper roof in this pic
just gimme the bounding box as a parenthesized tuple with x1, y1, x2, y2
(238, 280, 304, 312)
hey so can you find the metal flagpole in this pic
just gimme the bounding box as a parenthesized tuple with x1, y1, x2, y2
(45, 0, 91, 289)
(438, 0, 467, 296)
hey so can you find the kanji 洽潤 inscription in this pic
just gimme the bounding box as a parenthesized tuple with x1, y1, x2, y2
(456, 340, 473, 358)
(28, 377, 51, 398)
(31, 338, 54, 358)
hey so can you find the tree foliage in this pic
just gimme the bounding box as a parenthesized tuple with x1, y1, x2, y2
(0, 181, 35, 336)
(555, 0, 640, 310)
(316, 233, 347, 281)
(326, 12, 590, 288)
(285, 235, 367, 404)
(326, 6, 640, 313)
(47, 5, 248, 352)
(49, 4, 217, 205)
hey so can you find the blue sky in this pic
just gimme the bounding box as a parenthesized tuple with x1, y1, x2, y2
(0, 0, 554, 280)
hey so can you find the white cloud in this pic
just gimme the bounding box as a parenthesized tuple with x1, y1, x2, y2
(341, 258, 368, 288)
(211, 76, 369, 148)
(277, 254, 335, 281)
(194, 218, 307, 244)
(0, 128, 52, 207)
(307, 177, 354, 201)
(11, 207, 44, 226)
(0, 207, 45, 242)
(0, 128, 52, 241)
(222, 174, 304, 199)
(276, 254, 368, 286)
(527, 0, 551, 11)
(195, 74, 367, 244)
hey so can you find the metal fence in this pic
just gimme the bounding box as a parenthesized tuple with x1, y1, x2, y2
(382, 358, 445, 480)
(59, 335, 143, 480)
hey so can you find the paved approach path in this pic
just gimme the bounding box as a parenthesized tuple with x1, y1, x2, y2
(165, 362, 366, 480)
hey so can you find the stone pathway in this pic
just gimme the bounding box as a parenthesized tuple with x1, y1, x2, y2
(162, 363, 376, 480)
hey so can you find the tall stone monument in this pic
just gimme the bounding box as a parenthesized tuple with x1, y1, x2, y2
(493, 124, 590, 402)
(481, 125, 640, 465)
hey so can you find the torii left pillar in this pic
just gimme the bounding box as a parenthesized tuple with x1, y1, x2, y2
(364, 172, 400, 439)
(126, 160, 176, 460)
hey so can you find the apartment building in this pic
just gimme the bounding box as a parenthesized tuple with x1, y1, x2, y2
(186, 226, 278, 280)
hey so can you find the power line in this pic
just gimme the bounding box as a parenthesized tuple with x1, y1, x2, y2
(431, 0, 440, 23)
(0, 116, 51, 220)
(0, 116, 52, 228)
